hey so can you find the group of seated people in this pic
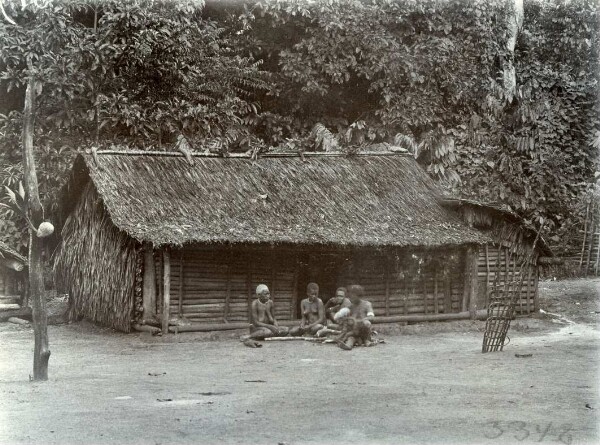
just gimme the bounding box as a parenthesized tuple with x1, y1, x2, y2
(244, 282, 375, 350)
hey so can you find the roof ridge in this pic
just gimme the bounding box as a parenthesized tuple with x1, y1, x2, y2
(89, 150, 412, 159)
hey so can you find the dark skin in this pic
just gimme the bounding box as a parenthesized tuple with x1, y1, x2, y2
(325, 289, 350, 321)
(300, 287, 325, 329)
(336, 290, 375, 349)
(251, 289, 280, 333)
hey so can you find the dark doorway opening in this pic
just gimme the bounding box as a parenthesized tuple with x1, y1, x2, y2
(295, 252, 345, 317)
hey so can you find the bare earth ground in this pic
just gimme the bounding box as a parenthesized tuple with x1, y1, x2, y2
(0, 278, 598, 445)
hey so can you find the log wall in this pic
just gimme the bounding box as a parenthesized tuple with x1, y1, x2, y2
(336, 250, 465, 317)
(150, 245, 467, 325)
(164, 247, 296, 324)
(476, 244, 538, 314)
(0, 269, 19, 297)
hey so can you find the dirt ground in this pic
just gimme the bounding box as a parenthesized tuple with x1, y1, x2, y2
(0, 278, 598, 445)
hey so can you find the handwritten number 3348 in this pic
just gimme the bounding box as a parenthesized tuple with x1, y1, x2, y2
(484, 421, 572, 444)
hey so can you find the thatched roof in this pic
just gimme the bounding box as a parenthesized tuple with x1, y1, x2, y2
(0, 241, 26, 265)
(62, 151, 490, 248)
(441, 197, 552, 256)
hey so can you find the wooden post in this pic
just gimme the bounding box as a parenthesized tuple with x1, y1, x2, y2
(291, 260, 299, 319)
(469, 248, 479, 318)
(270, 266, 276, 302)
(178, 250, 184, 317)
(246, 258, 253, 321)
(514, 252, 521, 313)
(525, 264, 532, 313)
(411, 281, 416, 314)
(157, 253, 163, 316)
(423, 276, 428, 315)
(595, 232, 600, 275)
(585, 209, 595, 274)
(496, 246, 501, 295)
(504, 248, 510, 301)
(20, 278, 29, 310)
(533, 263, 540, 312)
(444, 275, 451, 313)
(580, 200, 590, 268)
(462, 248, 471, 312)
(433, 270, 439, 314)
(161, 249, 171, 334)
(484, 244, 490, 309)
(223, 265, 230, 322)
(384, 257, 390, 316)
(22, 75, 50, 381)
(142, 242, 156, 321)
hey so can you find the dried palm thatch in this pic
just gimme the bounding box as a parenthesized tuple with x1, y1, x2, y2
(441, 198, 552, 258)
(61, 151, 489, 249)
(0, 241, 26, 265)
(54, 183, 139, 332)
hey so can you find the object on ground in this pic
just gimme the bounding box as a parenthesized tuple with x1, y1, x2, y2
(482, 300, 514, 353)
(7, 317, 29, 325)
(132, 324, 161, 335)
(515, 353, 533, 358)
(265, 336, 325, 342)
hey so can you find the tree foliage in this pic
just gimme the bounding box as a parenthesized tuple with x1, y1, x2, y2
(0, 0, 269, 247)
(241, 0, 599, 243)
(0, 0, 598, 250)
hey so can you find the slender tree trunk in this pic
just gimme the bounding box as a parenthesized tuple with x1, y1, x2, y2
(502, 0, 524, 102)
(23, 75, 50, 381)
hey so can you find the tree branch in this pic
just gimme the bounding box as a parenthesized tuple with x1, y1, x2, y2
(0, 1, 17, 25)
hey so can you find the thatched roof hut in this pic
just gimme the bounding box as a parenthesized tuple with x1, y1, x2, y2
(0, 241, 26, 268)
(441, 198, 552, 315)
(0, 241, 26, 304)
(57, 150, 533, 333)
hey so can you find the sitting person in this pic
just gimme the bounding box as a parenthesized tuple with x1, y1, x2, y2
(290, 282, 325, 336)
(324, 287, 350, 325)
(243, 284, 289, 341)
(334, 284, 375, 350)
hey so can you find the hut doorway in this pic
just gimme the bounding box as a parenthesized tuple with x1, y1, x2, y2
(295, 252, 345, 315)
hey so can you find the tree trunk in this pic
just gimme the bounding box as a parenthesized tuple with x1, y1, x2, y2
(23, 76, 50, 381)
(161, 249, 171, 334)
(502, 0, 524, 102)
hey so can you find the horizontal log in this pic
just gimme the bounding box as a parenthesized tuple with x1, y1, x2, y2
(374, 310, 488, 324)
(7, 317, 29, 325)
(537, 257, 564, 266)
(170, 298, 226, 305)
(0, 306, 30, 322)
(388, 305, 449, 315)
(132, 324, 161, 334)
(169, 322, 250, 332)
(186, 319, 229, 324)
(0, 296, 20, 304)
(167, 310, 491, 333)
